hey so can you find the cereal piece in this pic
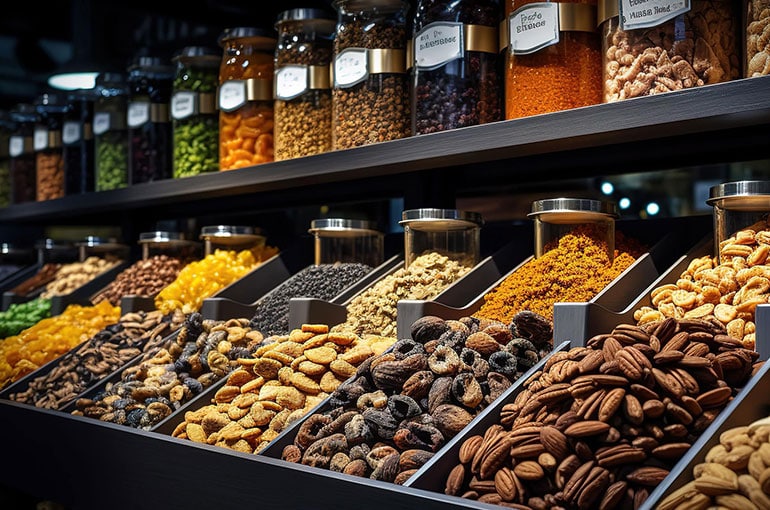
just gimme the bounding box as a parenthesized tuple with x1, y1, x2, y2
(302, 324, 330, 334)
(329, 358, 357, 379)
(227, 406, 249, 421)
(227, 369, 255, 387)
(253, 358, 283, 379)
(290, 330, 316, 343)
(302, 334, 331, 350)
(339, 344, 373, 364)
(327, 331, 357, 346)
(291, 372, 322, 395)
(305, 346, 338, 365)
(241, 376, 265, 394)
(231, 393, 259, 409)
(320, 371, 343, 393)
(186, 423, 208, 443)
(275, 386, 306, 410)
(278, 366, 294, 385)
(262, 350, 294, 365)
(214, 385, 240, 404)
(250, 402, 277, 426)
(298, 360, 327, 376)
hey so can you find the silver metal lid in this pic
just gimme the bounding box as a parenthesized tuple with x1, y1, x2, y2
(309, 218, 382, 238)
(200, 225, 265, 245)
(75, 236, 127, 250)
(34, 238, 74, 251)
(399, 209, 483, 231)
(528, 198, 619, 223)
(0, 243, 30, 256)
(138, 231, 196, 246)
(707, 181, 770, 211)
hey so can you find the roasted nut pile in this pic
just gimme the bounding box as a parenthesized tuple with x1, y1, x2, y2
(747, 0, 770, 76)
(331, 252, 472, 338)
(658, 415, 770, 509)
(280, 312, 553, 485)
(439, 317, 758, 509)
(73, 312, 263, 430)
(10, 262, 62, 296)
(8, 310, 185, 410)
(171, 324, 394, 454)
(635, 226, 770, 349)
(91, 255, 186, 306)
(40, 256, 121, 298)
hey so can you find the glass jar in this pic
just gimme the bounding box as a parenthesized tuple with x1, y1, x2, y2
(127, 55, 175, 184)
(707, 180, 770, 263)
(503, 0, 601, 118)
(399, 208, 483, 267)
(528, 197, 618, 261)
(63, 89, 96, 195)
(747, 0, 770, 76)
(0, 111, 12, 208)
(76, 236, 129, 263)
(309, 218, 384, 266)
(138, 231, 200, 261)
(274, 9, 336, 161)
(411, 0, 503, 135)
(599, 0, 740, 101)
(332, 0, 411, 149)
(94, 72, 130, 191)
(8, 104, 37, 204)
(171, 46, 220, 178)
(199, 225, 266, 256)
(34, 93, 68, 201)
(218, 27, 276, 170)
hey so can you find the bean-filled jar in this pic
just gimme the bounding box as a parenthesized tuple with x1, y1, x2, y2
(411, 0, 503, 135)
(34, 93, 68, 201)
(0, 111, 12, 207)
(399, 208, 483, 268)
(707, 180, 770, 263)
(503, 0, 601, 118)
(747, 0, 770, 76)
(599, 0, 740, 101)
(332, 0, 411, 149)
(63, 89, 95, 195)
(274, 9, 336, 161)
(8, 104, 37, 204)
(218, 27, 276, 170)
(127, 55, 174, 184)
(93, 72, 129, 191)
(171, 46, 220, 178)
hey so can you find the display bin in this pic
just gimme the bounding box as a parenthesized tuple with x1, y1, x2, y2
(0, 264, 41, 307)
(48, 260, 129, 316)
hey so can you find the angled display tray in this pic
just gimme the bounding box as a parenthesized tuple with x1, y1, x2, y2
(639, 346, 770, 510)
(0, 263, 42, 307)
(46, 261, 130, 316)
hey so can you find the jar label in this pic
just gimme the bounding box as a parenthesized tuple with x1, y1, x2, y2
(171, 91, 197, 119)
(275, 66, 309, 100)
(508, 3, 560, 55)
(9, 136, 25, 157)
(620, 0, 690, 30)
(34, 127, 49, 151)
(415, 22, 463, 69)
(334, 48, 368, 88)
(218, 81, 247, 112)
(63, 121, 81, 145)
(128, 101, 150, 127)
(93, 112, 110, 135)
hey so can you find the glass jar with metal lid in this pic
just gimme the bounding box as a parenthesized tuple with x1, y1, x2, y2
(171, 46, 220, 178)
(332, 0, 411, 149)
(399, 208, 483, 267)
(707, 180, 770, 263)
(309, 218, 384, 267)
(0, 111, 12, 207)
(127, 54, 175, 185)
(599, 0, 740, 102)
(218, 27, 277, 170)
(94, 72, 129, 191)
(75, 236, 129, 263)
(63, 89, 96, 195)
(274, 8, 336, 161)
(503, 0, 601, 118)
(411, 0, 503, 135)
(138, 231, 201, 261)
(33, 93, 68, 201)
(8, 104, 37, 204)
(528, 198, 618, 261)
(200, 225, 267, 256)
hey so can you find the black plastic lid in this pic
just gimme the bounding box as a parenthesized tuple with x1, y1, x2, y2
(218, 27, 277, 47)
(10, 103, 38, 123)
(128, 55, 175, 75)
(173, 46, 221, 65)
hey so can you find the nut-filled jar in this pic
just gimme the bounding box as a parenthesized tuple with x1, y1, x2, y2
(274, 8, 336, 161)
(93, 72, 129, 191)
(503, 0, 601, 118)
(707, 180, 770, 263)
(63, 89, 95, 195)
(8, 104, 37, 204)
(399, 208, 483, 267)
(599, 0, 740, 101)
(138, 231, 200, 261)
(218, 27, 276, 170)
(332, 0, 411, 149)
(747, 0, 770, 76)
(171, 46, 220, 178)
(411, 0, 503, 135)
(199, 225, 267, 256)
(33, 93, 68, 201)
(0, 111, 12, 207)
(528, 197, 618, 262)
(309, 218, 384, 267)
(127, 55, 174, 184)
(76, 236, 129, 264)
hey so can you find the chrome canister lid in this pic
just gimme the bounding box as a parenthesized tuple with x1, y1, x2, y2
(528, 198, 619, 223)
(309, 218, 382, 238)
(707, 181, 770, 211)
(399, 208, 483, 231)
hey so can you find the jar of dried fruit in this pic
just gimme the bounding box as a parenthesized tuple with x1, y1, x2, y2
(8, 103, 37, 204)
(503, 0, 601, 118)
(94, 72, 129, 191)
(599, 0, 740, 102)
(411, 0, 503, 135)
(127, 54, 175, 184)
(400, 208, 483, 267)
(218, 27, 276, 170)
(274, 8, 336, 161)
(63, 89, 96, 195)
(171, 46, 220, 178)
(34, 93, 68, 201)
(332, 0, 411, 149)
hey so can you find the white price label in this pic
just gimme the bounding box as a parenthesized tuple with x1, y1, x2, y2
(334, 49, 368, 88)
(34, 127, 49, 151)
(63, 121, 81, 145)
(127, 102, 150, 128)
(171, 92, 196, 120)
(93, 112, 110, 135)
(620, 0, 690, 30)
(275, 66, 309, 100)
(218, 81, 247, 112)
(415, 22, 463, 69)
(508, 3, 560, 55)
(9, 136, 24, 157)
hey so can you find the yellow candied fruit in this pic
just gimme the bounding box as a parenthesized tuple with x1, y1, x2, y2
(155, 246, 278, 315)
(0, 300, 121, 389)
